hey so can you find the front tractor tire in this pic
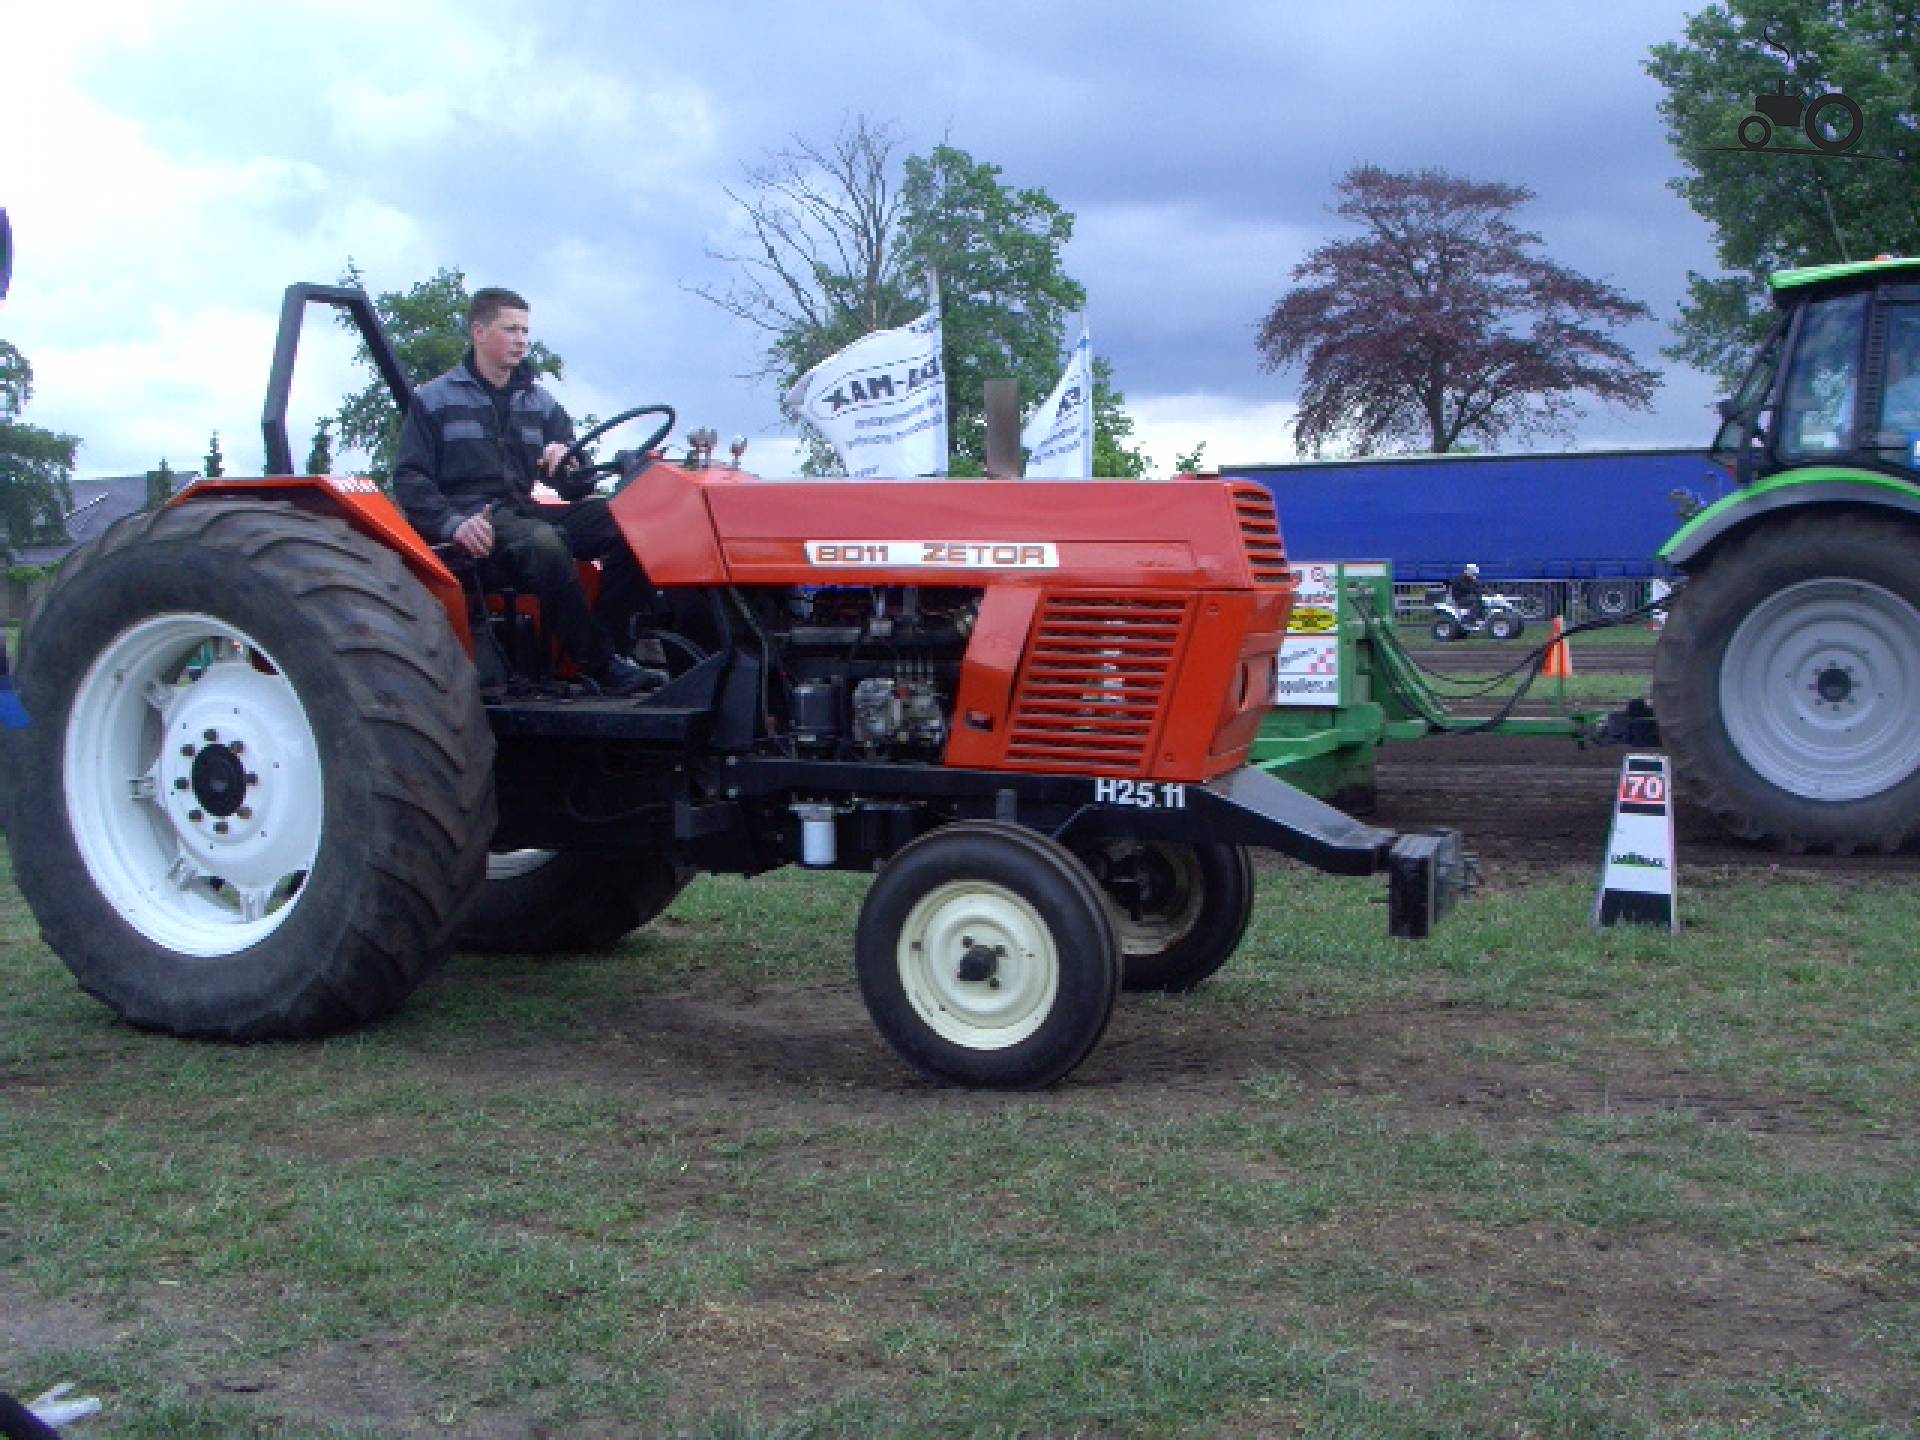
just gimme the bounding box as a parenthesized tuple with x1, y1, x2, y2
(1652, 512, 1920, 852)
(455, 849, 689, 954)
(855, 822, 1121, 1088)
(1073, 840, 1255, 992)
(3, 500, 496, 1038)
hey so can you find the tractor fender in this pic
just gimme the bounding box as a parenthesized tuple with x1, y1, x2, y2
(172, 477, 471, 648)
(1661, 467, 1920, 570)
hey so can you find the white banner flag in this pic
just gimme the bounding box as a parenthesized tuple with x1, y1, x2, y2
(784, 304, 948, 478)
(1020, 324, 1094, 479)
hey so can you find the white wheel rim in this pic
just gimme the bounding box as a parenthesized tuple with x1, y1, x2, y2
(896, 881, 1058, 1050)
(1081, 842, 1204, 957)
(1720, 577, 1920, 802)
(63, 614, 324, 956)
(487, 849, 557, 881)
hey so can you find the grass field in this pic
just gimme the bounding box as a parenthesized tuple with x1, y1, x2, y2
(3, 835, 1916, 1437)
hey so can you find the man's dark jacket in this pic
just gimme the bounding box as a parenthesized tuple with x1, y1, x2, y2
(392, 353, 585, 543)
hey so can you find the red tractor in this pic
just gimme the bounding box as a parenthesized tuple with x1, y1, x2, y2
(0, 285, 1467, 1087)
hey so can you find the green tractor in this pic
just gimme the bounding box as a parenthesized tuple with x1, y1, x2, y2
(1653, 256, 1920, 851)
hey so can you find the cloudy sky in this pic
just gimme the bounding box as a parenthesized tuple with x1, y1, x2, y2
(2, 0, 1728, 480)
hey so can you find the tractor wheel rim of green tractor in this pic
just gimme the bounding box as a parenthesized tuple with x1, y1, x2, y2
(896, 881, 1059, 1050)
(1719, 577, 1920, 802)
(63, 614, 325, 956)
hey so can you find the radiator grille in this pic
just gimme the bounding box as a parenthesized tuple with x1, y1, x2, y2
(1232, 484, 1290, 585)
(1005, 594, 1190, 772)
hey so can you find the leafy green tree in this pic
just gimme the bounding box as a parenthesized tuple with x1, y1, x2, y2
(1091, 359, 1149, 478)
(146, 459, 176, 509)
(897, 145, 1086, 471)
(202, 431, 224, 479)
(306, 419, 334, 477)
(701, 116, 1147, 475)
(333, 263, 564, 479)
(1171, 440, 1209, 474)
(0, 339, 78, 564)
(1255, 165, 1660, 456)
(1647, 2, 1920, 388)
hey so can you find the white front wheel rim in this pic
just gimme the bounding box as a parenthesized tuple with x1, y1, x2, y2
(63, 614, 325, 956)
(896, 881, 1059, 1050)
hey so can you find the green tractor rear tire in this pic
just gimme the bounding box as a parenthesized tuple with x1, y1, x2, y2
(1653, 512, 1920, 852)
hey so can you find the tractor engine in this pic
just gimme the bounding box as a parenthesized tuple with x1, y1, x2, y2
(771, 586, 976, 760)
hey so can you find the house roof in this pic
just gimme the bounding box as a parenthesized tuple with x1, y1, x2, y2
(15, 473, 185, 567)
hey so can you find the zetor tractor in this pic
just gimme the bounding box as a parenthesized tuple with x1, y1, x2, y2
(0, 284, 1467, 1088)
(1653, 256, 1920, 853)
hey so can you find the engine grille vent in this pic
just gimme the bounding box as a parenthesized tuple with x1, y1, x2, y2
(1231, 484, 1290, 585)
(1005, 594, 1191, 773)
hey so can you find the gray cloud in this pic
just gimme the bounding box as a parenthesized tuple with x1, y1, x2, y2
(8, 0, 1738, 478)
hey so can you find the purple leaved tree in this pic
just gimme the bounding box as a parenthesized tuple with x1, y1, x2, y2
(1256, 166, 1661, 456)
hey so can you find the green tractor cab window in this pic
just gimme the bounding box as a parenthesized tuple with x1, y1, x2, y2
(1871, 303, 1920, 470)
(1777, 290, 1868, 464)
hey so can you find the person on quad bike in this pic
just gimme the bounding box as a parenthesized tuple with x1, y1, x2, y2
(392, 287, 662, 696)
(1448, 563, 1485, 624)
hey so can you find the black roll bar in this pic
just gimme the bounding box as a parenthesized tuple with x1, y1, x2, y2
(261, 283, 412, 476)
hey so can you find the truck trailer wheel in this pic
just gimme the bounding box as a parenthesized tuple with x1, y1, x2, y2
(3, 500, 495, 1038)
(1073, 840, 1255, 992)
(855, 821, 1120, 1088)
(1584, 580, 1636, 619)
(455, 848, 688, 953)
(1652, 513, 1920, 852)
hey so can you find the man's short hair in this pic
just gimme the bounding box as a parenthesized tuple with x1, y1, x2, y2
(469, 288, 529, 329)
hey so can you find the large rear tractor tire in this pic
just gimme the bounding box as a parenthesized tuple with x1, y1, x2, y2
(455, 849, 689, 954)
(855, 822, 1120, 1088)
(1651, 512, 1920, 852)
(1073, 839, 1255, 992)
(1, 500, 496, 1038)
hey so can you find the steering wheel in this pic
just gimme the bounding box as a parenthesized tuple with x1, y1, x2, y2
(552, 405, 676, 492)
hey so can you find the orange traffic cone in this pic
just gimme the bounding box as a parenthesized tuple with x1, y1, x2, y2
(1543, 616, 1573, 678)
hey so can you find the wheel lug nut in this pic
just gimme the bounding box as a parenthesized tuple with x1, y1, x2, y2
(174, 778, 189, 791)
(230, 740, 244, 755)
(237, 807, 252, 820)
(181, 744, 196, 757)
(213, 821, 229, 835)
(203, 729, 218, 743)
(188, 809, 204, 822)
(246, 773, 259, 786)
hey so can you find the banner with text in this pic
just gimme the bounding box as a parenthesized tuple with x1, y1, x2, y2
(785, 304, 948, 478)
(1020, 324, 1094, 479)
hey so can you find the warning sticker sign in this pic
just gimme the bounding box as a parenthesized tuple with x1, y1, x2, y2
(1272, 636, 1341, 706)
(1289, 564, 1340, 611)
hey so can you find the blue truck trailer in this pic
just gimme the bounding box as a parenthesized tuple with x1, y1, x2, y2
(1219, 449, 1736, 618)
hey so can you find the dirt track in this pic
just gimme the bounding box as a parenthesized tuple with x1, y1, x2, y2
(1365, 730, 1920, 878)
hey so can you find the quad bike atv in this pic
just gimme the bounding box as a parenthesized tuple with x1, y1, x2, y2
(0, 284, 1468, 1089)
(1427, 590, 1525, 643)
(1653, 256, 1920, 853)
